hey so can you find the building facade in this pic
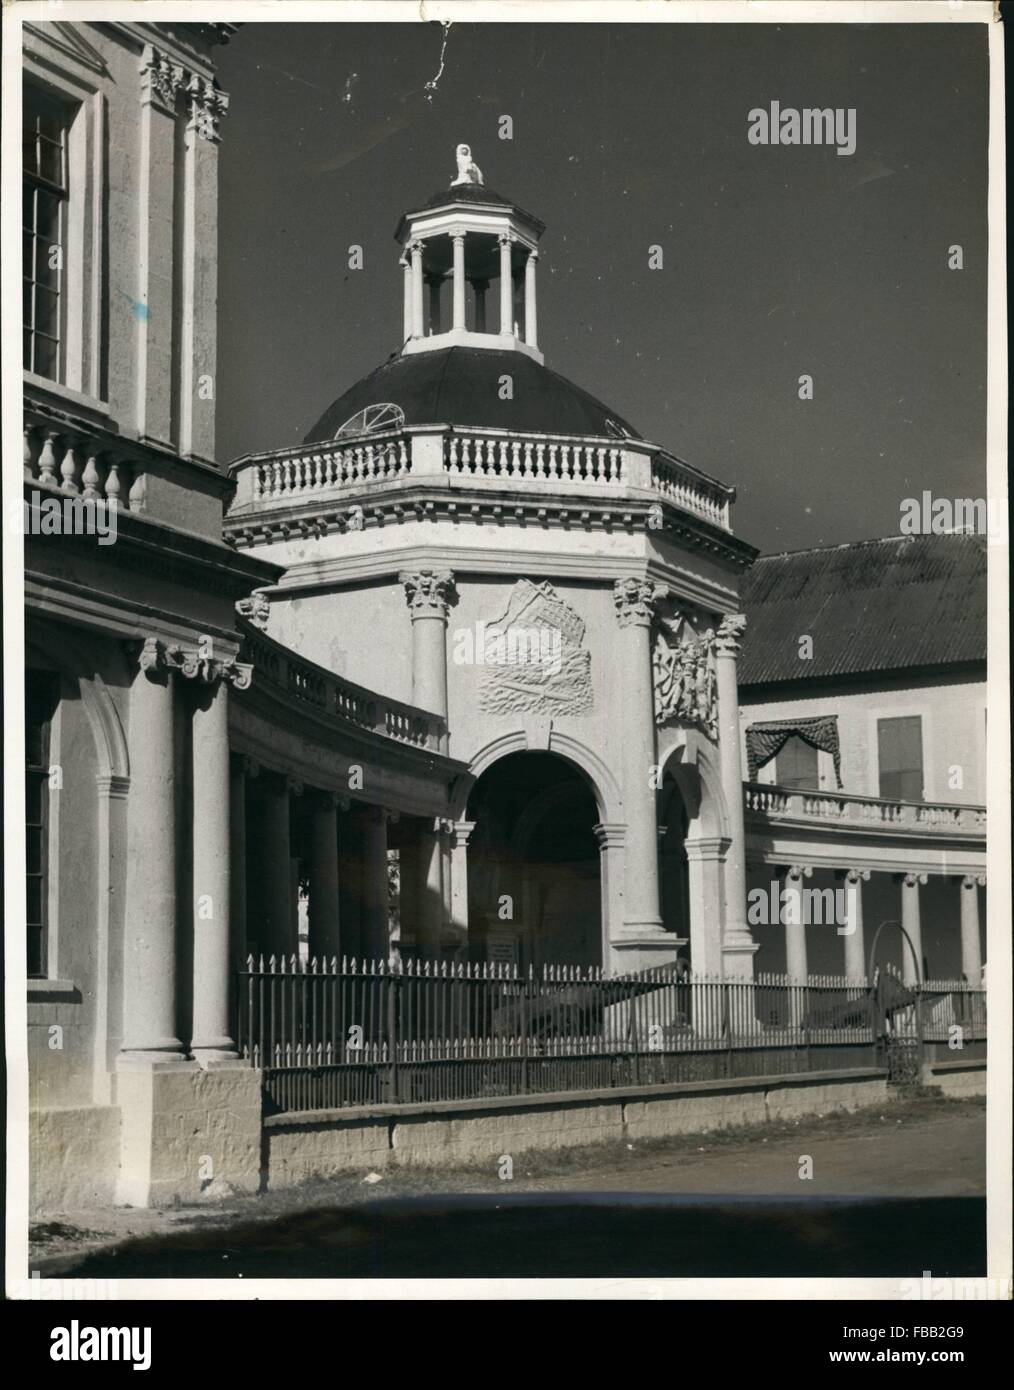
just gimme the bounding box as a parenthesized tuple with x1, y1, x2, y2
(21, 23, 986, 1212)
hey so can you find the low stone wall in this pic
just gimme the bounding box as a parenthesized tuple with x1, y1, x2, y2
(927, 1061, 987, 1098)
(30, 1106, 121, 1212)
(264, 1069, 890, 1188)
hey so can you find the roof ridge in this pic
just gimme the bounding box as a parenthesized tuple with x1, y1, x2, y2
(752, 531, 979, 562)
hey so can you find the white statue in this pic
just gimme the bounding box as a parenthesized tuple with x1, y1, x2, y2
(452, 143, 483, 186)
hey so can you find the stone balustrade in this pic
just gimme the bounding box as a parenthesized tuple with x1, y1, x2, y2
(238, 620, 445, 752)
(744, 782, 986, 837)
(228, 426, 736, 531)
(24, 416, 146, 511)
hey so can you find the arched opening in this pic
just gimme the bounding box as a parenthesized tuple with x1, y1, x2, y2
(659, 775, 691, 960)
(466, 751, 601, 970)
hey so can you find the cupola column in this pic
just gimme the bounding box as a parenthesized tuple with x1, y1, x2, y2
(524, 250, 539, 348)
(401, 255, 412, 341)
(498, 233, 514, 337)
(452, 231, 467, 331)
(410, 238, 425, 338)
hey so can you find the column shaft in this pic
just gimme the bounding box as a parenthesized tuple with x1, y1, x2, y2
(842, 870, 868, 980)
(524, 251, 538, 347)
(499, 236, 513, 335)
(191, 680, 235, 1057)
(416, 822, 446, 958)
(123, 654, 182, 1054)
(229, 757, 247, 980)
(411, 241, 425, 338)
(309, 799, 341, 961)
(900, 874, 926, 984)
(715, 616, 754, 977)
(402, 258, 412, 340)
(260, 779, 293, 958)
(452, 233, 466, 330)
(960, 877, 983, 983)
(359, 806, 389, 962)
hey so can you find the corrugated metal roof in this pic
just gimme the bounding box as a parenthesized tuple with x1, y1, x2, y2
(738, 533, 987, 686)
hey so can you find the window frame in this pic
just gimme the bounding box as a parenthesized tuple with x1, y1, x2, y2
(876, 713, 926, 803)
(23, 84, 72, 383)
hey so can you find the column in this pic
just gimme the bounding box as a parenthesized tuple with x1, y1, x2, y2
(411, 238, 425, 338)
(683, 837, 726, 977)
(122, 639, 183, 1055)
(308, 793, 341, 961)
(452, 231, 466, 331)
(838, 867, 869, 980)
(524, 250, 538, 348)
(337, 803, 363, 960)
(473, 278, 488, 332)
(499, 233, 514, 336)
(783, 864, 811, 1029)
(899, 871, 928, 984)
(401, 255, 412, 340)
(960, 875, 985, 984)
(359, 805, 389, 962)
(190, 677, 235, 1058)
(416, 819, 448, 959)
(229, 755, 250, 978)
(136, 46, 183, 446)
(400, 570, 455, 720)
(260, 775, 294, 958)
(427, 274, 442, 334)
(449, 820, 474, 947)
(715, 614, 757, 979)
(611, 580, 667, 952)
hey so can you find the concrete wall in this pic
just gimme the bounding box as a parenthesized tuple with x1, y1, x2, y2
(29, 1106, 121, 1212)
(264, 1070, 890, 1187)
(740, 673, 986, 804)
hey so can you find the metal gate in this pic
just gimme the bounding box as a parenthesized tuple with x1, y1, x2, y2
(872, 966, 922, 1084)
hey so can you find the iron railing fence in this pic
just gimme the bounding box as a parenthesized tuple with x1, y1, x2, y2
(236, 956, 984, 1115)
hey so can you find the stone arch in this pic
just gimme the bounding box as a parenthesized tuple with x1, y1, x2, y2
(450, 727, 622, 826)
(27, 623, 130, 780)
(659, 729, 730, 843)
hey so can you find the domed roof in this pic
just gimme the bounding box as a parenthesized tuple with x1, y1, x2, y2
(303, 348, 642, 444)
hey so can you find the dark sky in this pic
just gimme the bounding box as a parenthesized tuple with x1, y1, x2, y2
(215, 21, 988, 554)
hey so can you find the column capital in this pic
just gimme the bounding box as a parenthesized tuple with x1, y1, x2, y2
(451, 229, 467, 243)
(400, 569, 456, 619)
(899, 871, 929, 887)
(310, 790, 344, 812)
(498, 231, 516, 248)
(785, 863, 813, 881)
(451, 819, 476, 849)
(527, 248, 539, 263)
(409, 237, 425, 256)
(613, 577, 669, 628)
(132, 637, 251, 689)
(715, 613, 748, 657)
(837, 867, 871, 884)
(961, 874, 986, 889)
(139, 44, 184, 114)
(185, 73, 229, 143)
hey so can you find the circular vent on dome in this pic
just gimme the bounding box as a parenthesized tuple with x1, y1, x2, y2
(605, 417, 635, 440)
(334, 403, 405, 438)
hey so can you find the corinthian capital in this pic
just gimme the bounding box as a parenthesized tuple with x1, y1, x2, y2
(186, 74, 230, 143)
(139, 45, 184, 114)
(613, 577, 668, 628)
(400, 570, 456, 619)
(715, 613, 747, 657)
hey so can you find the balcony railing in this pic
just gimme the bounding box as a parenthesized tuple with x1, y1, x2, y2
(744, 782, 986, 836)
(228, 426, 735, 531)
(238, 621, 446, 753)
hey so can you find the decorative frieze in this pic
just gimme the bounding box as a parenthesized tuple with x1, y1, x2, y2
(652, 620, 718, 740)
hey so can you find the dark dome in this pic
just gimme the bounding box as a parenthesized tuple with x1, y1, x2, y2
(304, 348, 642, 444)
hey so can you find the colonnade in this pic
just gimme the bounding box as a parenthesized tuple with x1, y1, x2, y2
(401, 230, 538, 345)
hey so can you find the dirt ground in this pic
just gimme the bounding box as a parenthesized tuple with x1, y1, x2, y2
(27, 1092, 985, 1275)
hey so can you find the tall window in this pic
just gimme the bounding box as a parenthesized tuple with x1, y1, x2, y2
(26, 671, 59, 978)
(776, 734, 820, 790)
(878, 715, 924, 802)
(23, 86, 70, 382)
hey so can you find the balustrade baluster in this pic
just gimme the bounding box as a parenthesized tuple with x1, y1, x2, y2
(60, 439, 80, 495)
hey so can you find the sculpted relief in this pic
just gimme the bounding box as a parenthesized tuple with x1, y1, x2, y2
(653, 616, 718, 740)
(472, 579, 593, 716)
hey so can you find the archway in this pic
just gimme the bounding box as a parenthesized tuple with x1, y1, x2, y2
(466, 751, 602, 970)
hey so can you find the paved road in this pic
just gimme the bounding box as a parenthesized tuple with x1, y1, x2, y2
(531, 1110, 986, 1199)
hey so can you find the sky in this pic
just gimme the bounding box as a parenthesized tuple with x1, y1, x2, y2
(215, 19, 989, 554)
